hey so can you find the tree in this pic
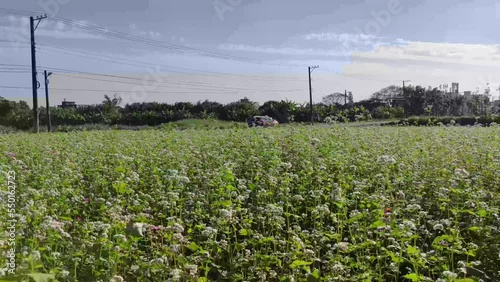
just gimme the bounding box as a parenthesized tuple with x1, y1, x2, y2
(103, 94, 122, 107)
(219, 100, 259, 122)
(348, 92, 354, 104)
(258, 100, 296, 123)
(371, 85, 401, 100)
(0, 98, 33, 130)
(102, 94, 122, 124)
(322, 93, 345, 106)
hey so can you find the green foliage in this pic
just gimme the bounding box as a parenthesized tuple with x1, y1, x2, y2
(0, 97, 33, 130)
(0, 84, 499, 131)
(403, 115, 500, 126)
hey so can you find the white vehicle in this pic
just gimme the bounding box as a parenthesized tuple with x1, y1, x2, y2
(248, 116, 279, 127)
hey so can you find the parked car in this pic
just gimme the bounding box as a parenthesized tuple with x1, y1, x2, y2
(248, 116, 279, 128)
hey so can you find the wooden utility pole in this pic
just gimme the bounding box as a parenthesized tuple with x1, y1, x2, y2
(308, 65, 319, 123)
(44, 70, 53, 132)
(30, 15, 47, 133)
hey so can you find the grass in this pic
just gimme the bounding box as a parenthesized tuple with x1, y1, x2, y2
(165, 119, 246, 130)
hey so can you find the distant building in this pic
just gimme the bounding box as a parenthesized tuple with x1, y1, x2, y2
(464, 91, 472, 97)
(451, 82, 459, 94)
(445, 92, 459, 99)
(240, 97, 251, 103)
(58, 99, 88, 109)
(58, 99, 77, 109)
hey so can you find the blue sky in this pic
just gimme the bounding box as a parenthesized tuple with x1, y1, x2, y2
(1, 0, 500, 106)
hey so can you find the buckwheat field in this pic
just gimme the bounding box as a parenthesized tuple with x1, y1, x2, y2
(1, 126, 499, 282)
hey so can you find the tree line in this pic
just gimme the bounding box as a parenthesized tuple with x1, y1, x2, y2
(1, 84, 499, 131)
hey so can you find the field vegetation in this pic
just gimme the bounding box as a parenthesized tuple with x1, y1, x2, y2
(1, 126, 499, 281)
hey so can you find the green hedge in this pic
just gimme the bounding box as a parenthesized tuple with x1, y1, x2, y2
(401, 116, 500, 126)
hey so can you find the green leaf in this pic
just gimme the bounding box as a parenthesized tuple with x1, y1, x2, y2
(0, 276, 20, 282)
(248, 183, 256, 191)
(407, 245, 419, 255)
(403, 273, 420, 282)
(334, 201, 344, 209)
(348, 213, 363, 223)
(290, 260, 313, 269)
(113, 182, 129, 195)
(222, 170, 234, 182)
(114, 166, 126, 173)
(311, 269, 320, 278)
(24, 273, 58, 282)
(370, 220, 386, 229)
(307, 269, 320, 282)
(323, 233, 341, 240)
(213, 200, 232, 208)
(432, 235, 454, 246)
(187, 242, 200, 251)
(464, 210, 477, 216)
(239, 229, 249, 236)
(477, 209, 487, 217)
(386, 250, 403, 263)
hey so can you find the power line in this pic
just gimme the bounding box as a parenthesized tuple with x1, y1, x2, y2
(38, 44, 402, 85)
(0, 8, 34, 16)
(0, 64, 32, 67)
(0, 8, 405, 90)
(48, 16, 303, 67)
(0, 63, 302, 92)
(0, 85, 249, 95)
(54, 72, 304, 93)
(0, 45, 31, 49)
(0, 40, 30, 44)
(0, 67, 31, 70)
(38, 44, 399, 83)
(38, 65, 304, 92)
(0, 8, 300, 68)
(38, 44, 304, 83)
(0, 70, 31, 73)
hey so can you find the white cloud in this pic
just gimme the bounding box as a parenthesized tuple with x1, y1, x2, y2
(8, 15, 16, 23)
(300, 31, 408, 56)
(148, 31, 161, 39)
(0, 16, 105, 40)
(351, 41, 500, 67)
(128, 23, 161, 39)
(303, 32, 379, 42)
(218, 43, 348, 57)
(342, 40, 500, 98)
(55, 21, 66, 31)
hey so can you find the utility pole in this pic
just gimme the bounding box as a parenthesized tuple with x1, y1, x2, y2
(308, 65, 319, 123)
(344, 90, 347, 106)
(44, 70, 53, 132)
(30, 14, 47, 133)
(403, 80, 411, 118)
